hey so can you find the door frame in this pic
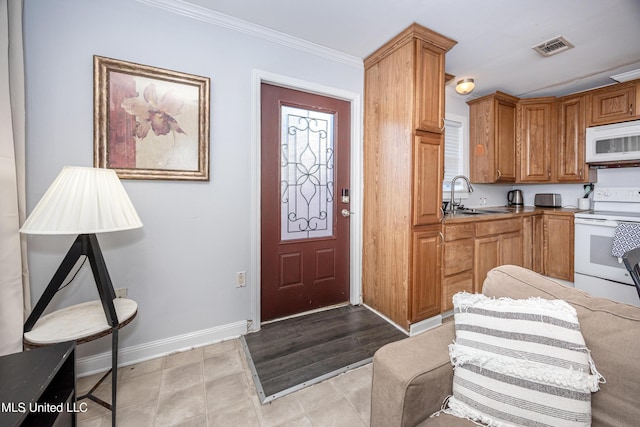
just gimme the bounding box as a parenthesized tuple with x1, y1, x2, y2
(250, 70, 363, 331)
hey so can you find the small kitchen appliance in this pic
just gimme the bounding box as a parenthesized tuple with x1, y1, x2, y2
(586, 119, 640, 164)
(507, 189, 524, 206)
(534, 193, 562, 207)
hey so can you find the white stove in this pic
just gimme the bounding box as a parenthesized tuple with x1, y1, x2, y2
(575, 186, 640, 221)
(574, 186, 640, 306)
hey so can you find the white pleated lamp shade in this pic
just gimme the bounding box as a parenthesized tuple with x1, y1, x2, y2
(20, 166, 143, 235)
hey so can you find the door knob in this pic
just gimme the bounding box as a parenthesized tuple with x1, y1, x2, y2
(341, 209, 354, 217)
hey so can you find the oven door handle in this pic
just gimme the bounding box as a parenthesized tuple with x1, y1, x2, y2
(575, 218, 619, 227)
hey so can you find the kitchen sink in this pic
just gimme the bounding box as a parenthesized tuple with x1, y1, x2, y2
(448, 209, 489, 216)
(454, 210, 487, 215)
(449, 207, 513, 216)
(473, 209, 511, 214)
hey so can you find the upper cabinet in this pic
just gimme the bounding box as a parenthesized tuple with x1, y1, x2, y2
(516, 97, 556, 182)
(364, 24, 455, 134)
(414, 39, 447, 132)
(468, 92, 519, 183)
(468, 82, 640, 184)
(587, 81, 640, 126)
(556, 94, 588, 182)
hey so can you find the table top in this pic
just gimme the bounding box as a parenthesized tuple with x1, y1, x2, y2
(0, 341, 75, 425)
(24, 299, 137, 347)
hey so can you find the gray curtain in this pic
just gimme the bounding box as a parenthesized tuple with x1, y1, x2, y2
(0, 0, 30, 356)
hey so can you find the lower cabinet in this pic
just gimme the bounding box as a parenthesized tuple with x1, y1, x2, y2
(543, 212, 575, 281)
(441, 211, 575, 314)
(523, 214, 544, 273)
(442, 223, 474, 312)
(411, 226, 443, 322)
(473, 218, 523, 292)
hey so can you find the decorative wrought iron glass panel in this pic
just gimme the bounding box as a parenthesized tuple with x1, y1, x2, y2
(280, 106, 335, 241)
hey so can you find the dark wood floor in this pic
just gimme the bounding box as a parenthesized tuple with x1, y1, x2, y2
(241, 304, 407, 402)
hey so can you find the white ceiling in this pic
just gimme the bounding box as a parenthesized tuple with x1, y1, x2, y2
(178, 0, 640, 99)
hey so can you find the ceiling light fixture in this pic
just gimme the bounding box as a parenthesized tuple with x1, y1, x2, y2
(455, 78, 475, 95)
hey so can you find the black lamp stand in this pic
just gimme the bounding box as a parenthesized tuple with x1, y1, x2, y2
(24, 233, 120, 426)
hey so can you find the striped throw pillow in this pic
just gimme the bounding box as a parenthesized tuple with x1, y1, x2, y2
(445, 292, 603, 427)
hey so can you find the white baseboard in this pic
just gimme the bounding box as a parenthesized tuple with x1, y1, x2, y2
(409, 314, 442, 336)
(362, 303, 442, 336)
(76, 320, 248, 377)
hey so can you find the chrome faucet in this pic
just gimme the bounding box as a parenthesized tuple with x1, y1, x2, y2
(449, 175, 474, 212)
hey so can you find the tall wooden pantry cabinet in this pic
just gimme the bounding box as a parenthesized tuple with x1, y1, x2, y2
(363, 23, 456, 331)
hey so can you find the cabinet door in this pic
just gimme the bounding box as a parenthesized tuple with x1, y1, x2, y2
(468, 93, 517, 183)
(517, 99, 555, 182)
(411, 228, 442, 322)
(495, 98, 517, 182)
(443, 239, 473, 276)
(442, 271, 473, 312)
(588, 83, 637, 126)
(500, 231, 523, 267)
(469, 96, 494, 183)
(543, 214, 574, 281)
(414, 40, 445, 133)
(474, 236, 499, 293)
(442, 237, 473, 313)
(413, 133, 443, 225)
(557, 95, 587, 182)
(523, 215, 544, 273)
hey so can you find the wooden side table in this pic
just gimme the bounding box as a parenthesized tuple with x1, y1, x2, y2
(0, 341, 76, 426)
(23, 298, 137, 427)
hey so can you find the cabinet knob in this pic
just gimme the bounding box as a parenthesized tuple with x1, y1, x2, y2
(439, 117, 445, 131)
(496, 169, 502, 180)
(631, 103, 634, 115)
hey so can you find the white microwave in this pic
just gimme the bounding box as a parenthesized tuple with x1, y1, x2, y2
(586, 119, 640, 164)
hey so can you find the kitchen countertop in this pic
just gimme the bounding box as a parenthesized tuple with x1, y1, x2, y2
(443, 205, 586, 223)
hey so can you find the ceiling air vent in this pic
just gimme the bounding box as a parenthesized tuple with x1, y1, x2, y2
(533, 36, 574, 57)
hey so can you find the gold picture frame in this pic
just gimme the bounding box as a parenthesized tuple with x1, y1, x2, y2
(94, 56, 210, 180)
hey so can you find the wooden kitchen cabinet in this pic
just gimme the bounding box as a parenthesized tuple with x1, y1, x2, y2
(587, 81, 640, 126)
(557, 94, 591, 182)
(473, 218, 523, 292)
(414, 39, 448, 133)
(543, 212, 575, 281)
(522, 214, 544, 273)
(442, 223, 474, 312)
(413, 132, 444, 225)
(468, 92, 519, 183)
(362, 23, 456, 330)
(411, 226, 443, 321)
(517, 97, 556, 182)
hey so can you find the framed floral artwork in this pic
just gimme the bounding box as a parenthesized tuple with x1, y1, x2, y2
(94, 56, 210, 180)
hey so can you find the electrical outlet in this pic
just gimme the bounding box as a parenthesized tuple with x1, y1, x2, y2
(236, 271, 246, 288)
(115, 287, 128, 298)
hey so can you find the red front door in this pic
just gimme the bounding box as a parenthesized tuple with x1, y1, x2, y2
(260, 83, 351, 321)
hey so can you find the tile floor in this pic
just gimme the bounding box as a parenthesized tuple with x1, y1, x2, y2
(77, 338, 373, 426)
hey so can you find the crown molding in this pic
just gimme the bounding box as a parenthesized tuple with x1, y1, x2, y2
(136, 0, 363, 68)
(611, 69, 640, 83)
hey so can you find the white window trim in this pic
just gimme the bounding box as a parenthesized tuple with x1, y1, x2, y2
(443, 113, 470, 201)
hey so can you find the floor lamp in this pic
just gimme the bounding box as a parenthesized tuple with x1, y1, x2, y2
(20, 166, 142, 425)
